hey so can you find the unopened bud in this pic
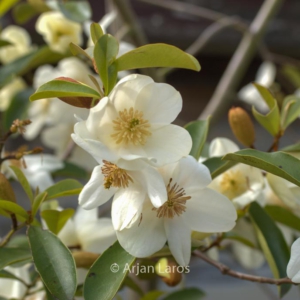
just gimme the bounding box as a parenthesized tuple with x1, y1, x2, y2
(155, 258, 182, 287)
(72, 251, 99, 269)
(0, 173, 16, 203)
(228, 107, 255, 147)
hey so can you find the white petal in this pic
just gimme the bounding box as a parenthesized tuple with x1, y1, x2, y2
(23, 154, 63, 172)
(144, 124, 192, 166)
(57, 217, 79, 247)
(256, 61, 276, 86)
(134, 82, 182, 124)
(209, 138, 239, 157)
(112, 185, 146, 231)
(79, 165, 115, 209)
(116, 201, 166, 257)
(185, 188, 237, 232)
(74, 206, 98, 224)
(164, 217, 191, 266)
(287, 238, 300, 282)
(24, 171, 54, 191)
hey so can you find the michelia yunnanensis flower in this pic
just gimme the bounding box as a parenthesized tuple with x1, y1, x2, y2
(0, 25, 33, 64)
(287, 238, 300, 283)
(207, 138, 265, 209)
(238, 61, 276, 112)
(0, 77, 26, 111)
(115, 156, 237, 266)
(1, 154, 63, 191)
(72, 74, 192, 167)
(35, 11, 82, 53)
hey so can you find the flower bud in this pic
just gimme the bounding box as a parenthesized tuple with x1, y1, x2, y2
(155, 258, 182, 287)
(0, 173, 16, 203)
(228, 107, 255, 147)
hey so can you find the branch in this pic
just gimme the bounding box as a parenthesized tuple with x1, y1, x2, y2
(0, 223, 26, 247)
(193, 250, 295, 285)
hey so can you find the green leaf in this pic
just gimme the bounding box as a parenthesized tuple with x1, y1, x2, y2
(280, 142, 300, 152)
(32, 192, 48, 217)
(13, 2, 38, 24)
(249, 202, 291, 298)
(184, 118, 210, 160)
(30, 79, 100, 102)
(0, 269, 27, 284)
(252, 83, 280, 136)
(44, 179, 83, 200)
(162, 288, 205, 300)
(0, 46, 66, 88)
(141, 291, 165, 300)
(57, 1, 92, 23)
(116, 43, 200, 72)
(122, 276, 144, 296)
(90, 22, 104, 44)
(0, 0, 20, 16)
(28, 226, 77, 299)
(281, 95, 300, 130)
(3, 88, 34, 131)
(282, 65, 300, 88)
(69, 42, 92, 60)
(202, 156, 236, 179)
(223, 149, 300, 186)
(0, 200, 28, 219)
(52, 161, 90, 180)
(94, 34, 119, 95)
(0, 247, 32, 270)
(264, 205, 300, 232)
(223, 232, 256, 248)
(10, 166, 33, 203)
(84, 241, 135, 300)
(41, 209, 75, 235)
(0, 40, 12, 47)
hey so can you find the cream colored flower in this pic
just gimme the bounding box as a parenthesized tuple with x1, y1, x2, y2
(0, 25, 33, 64)
(36, 11, 82, 53)
(287, 238, 300, 283)
(0, 77, 26, 111)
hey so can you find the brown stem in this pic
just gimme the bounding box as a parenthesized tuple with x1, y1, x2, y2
(267, 131, 283, 152)
(201, 234, 224, 252)
(193, 250, 296, 285)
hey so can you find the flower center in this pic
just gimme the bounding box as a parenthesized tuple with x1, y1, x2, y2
(154, 178, 191, 218)
(219, 170, 248, 200)
(101, 160, 133, 189)
(111, 107, 151, 145)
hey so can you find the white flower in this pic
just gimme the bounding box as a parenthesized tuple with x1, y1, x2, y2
(207, 138, 265, 209)
(0, 77, 26, 111)
(287, 237, 300, 282)
(0, 25, 33, 64)
(72, 74, 192, 167)
(238, 61, 276, 112)
(1, 154, 63, 191)
(115, 156, 237, 266)
(35, 11, 82, 53)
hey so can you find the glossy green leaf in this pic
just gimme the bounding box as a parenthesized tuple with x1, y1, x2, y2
(94, 34, 119, 95)
(41, 209, 75, 235)
(223, 232, 255, 248)
(10, 166, 33, 203)
(84, 241, 135, 300)
(249, 202, 291, 297)
(57, 1, 92, 23)
(0, 46, 66, 88)
(184, 118, 210, 160)
(163, 288, 205, 300)
(52, 161, 90, 180)
(13, 2, 38, 24)
(0, 40, 12, 47)
(30, 79, 100, 101)
(116, 43, 200, 72)
(44, 179, 83, 200)
(141, 291, 165, 300)
(281, 142, 300, 152)
(252, 83, 280, 136)
(282, 65, 300, 88)
(90, 23, 104, 44)
(28, 226, 77, 299)
(0, 269, 27, 284)
(2, 88, 33, 131)
(264, 205, 300, 232)
(202, 156, 236, 179)
(0, 200, 28, 219)
(69, 42, 92, 60)
(223, 149, 300, 186)
(0, 248, 32, 270)
(0, 0, 20, 16)
(32, 192, 48, 217)
(281, 95, 300, 130)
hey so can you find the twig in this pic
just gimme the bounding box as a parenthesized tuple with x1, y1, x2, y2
(193, 250, 295, 285)
(267, 131, 283, 152)
(201, 233, 224, 252)
(0, 223, 26, 247)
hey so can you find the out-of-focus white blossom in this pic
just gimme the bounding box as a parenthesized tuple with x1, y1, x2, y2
(36, 11, 82, 53)
(0, 77, 26, 111)
(287, 238, 300, 283)
(0, 25, 33, 64)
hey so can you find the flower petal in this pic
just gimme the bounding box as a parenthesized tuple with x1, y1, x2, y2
(79, 165, 115, 209)
(209, 138, 239, 157)
(164, 217, 191, 266)
(287, 238, 300, 283)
